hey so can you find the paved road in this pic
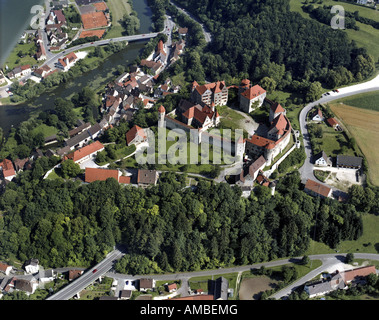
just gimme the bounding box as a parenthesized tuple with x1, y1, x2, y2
(298, 74, 379, 196)
(46, 249, 124, 300)
(270, 253, 379, 300)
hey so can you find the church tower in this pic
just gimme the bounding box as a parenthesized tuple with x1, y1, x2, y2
(158, 105, 166, 128)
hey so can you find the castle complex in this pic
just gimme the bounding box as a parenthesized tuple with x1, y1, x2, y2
(158, 80, 292, 167)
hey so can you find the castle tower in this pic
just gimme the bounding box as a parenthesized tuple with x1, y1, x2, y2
(158, 105, 166, 128)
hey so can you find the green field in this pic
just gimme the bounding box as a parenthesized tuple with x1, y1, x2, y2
(335, 91, 379, 111)
(105, 0, 132, 39)
(4, 38, 39, 70)
(289, 0, 379, 61)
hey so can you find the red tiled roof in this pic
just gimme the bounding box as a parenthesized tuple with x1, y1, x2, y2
(167, 283, 177, 291)
(270, 102, 285, 114)
(64, 141, 104, 162)
(85, 167, 119, 183)
(158, 105, 165, 113)
(119, 176, 131, 184)
(195, 81, 226, 96)
(241, 84, 266, 100)
(342, 266, 376, 282)
(327, 118, 339, 127)
(304, 179, 332, 198)
(0, 159, 15, 178)
(247, 135, 276, 148)
(126, 125, 147, 145)
(0, 262, 11, 273)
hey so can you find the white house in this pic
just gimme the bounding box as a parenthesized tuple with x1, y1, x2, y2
(314, 151, 331, 167)
(57, 52, 78, 71)
(24, 259, 39, 274)
(126, 125, 147, 146)
(39, 269, 55, 283)
(312, 108, 324, 122)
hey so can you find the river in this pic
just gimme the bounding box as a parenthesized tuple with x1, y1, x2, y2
(0, 0, 152, 135)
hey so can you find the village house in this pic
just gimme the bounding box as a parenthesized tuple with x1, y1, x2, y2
(238, 79, 267, 113)
(7, 65, 31, 79)
(304, 179, 332, 198)
(137, 169, 159, 188)
(119, 289, 133, 300)
(166, 283, 177, 293)
(0, 159, 16, 181)
(0, 262, 12, 276)
(126, 125, 148, 146)
(154, 40, 167, 63)
(191, 80, 229, 107)
(14, 279, 38, 295)
(24, 259, 39, 274)
(178, 27, 188, 36)
(65, 130, 91, 150)
(139, 278, 155, 292)
(33, 65, 54, 78)
(69, 270, 84, 281)
(57, 52, 79, 71)
(305, 265, 377, 298)
(39, 269, 55, 283)
(314, 150, 332, 167)
(63, 140, 105, 164)
(312, 108, 324, 122)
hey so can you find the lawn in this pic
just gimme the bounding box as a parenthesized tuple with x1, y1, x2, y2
(31, 124, 58, 138)
(330, 102, 379, 186)
(289, 0, 379, 61)
(4, 39, 39, 70)
(104, 0, 132, 39)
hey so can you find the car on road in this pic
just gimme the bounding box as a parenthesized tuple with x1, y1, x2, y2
(92, 269, 97, 273)
(91, 42, 94, 44)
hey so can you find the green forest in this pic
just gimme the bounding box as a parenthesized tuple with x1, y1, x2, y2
(1, 166, 377, 274)
(168, 0, 376, 93)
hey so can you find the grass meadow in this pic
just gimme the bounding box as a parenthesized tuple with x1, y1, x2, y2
(330, 100, 379, 186)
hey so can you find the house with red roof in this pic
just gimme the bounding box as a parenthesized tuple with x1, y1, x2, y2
(304, 179, 332, 198)
(63, 140, 104, 164)
(181, 103, 220, 130)
(57, 52, 78, 71)
(327, 117, 341, 131)
(0, 262, 12, 276)
(0, 159, 16, 181)
(85, 167, 131, 184)
(126, 125, 147, 146)
(238, 79, 267, 113)
(155, 40, 167, 62)
(191, 81, 229, 107)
